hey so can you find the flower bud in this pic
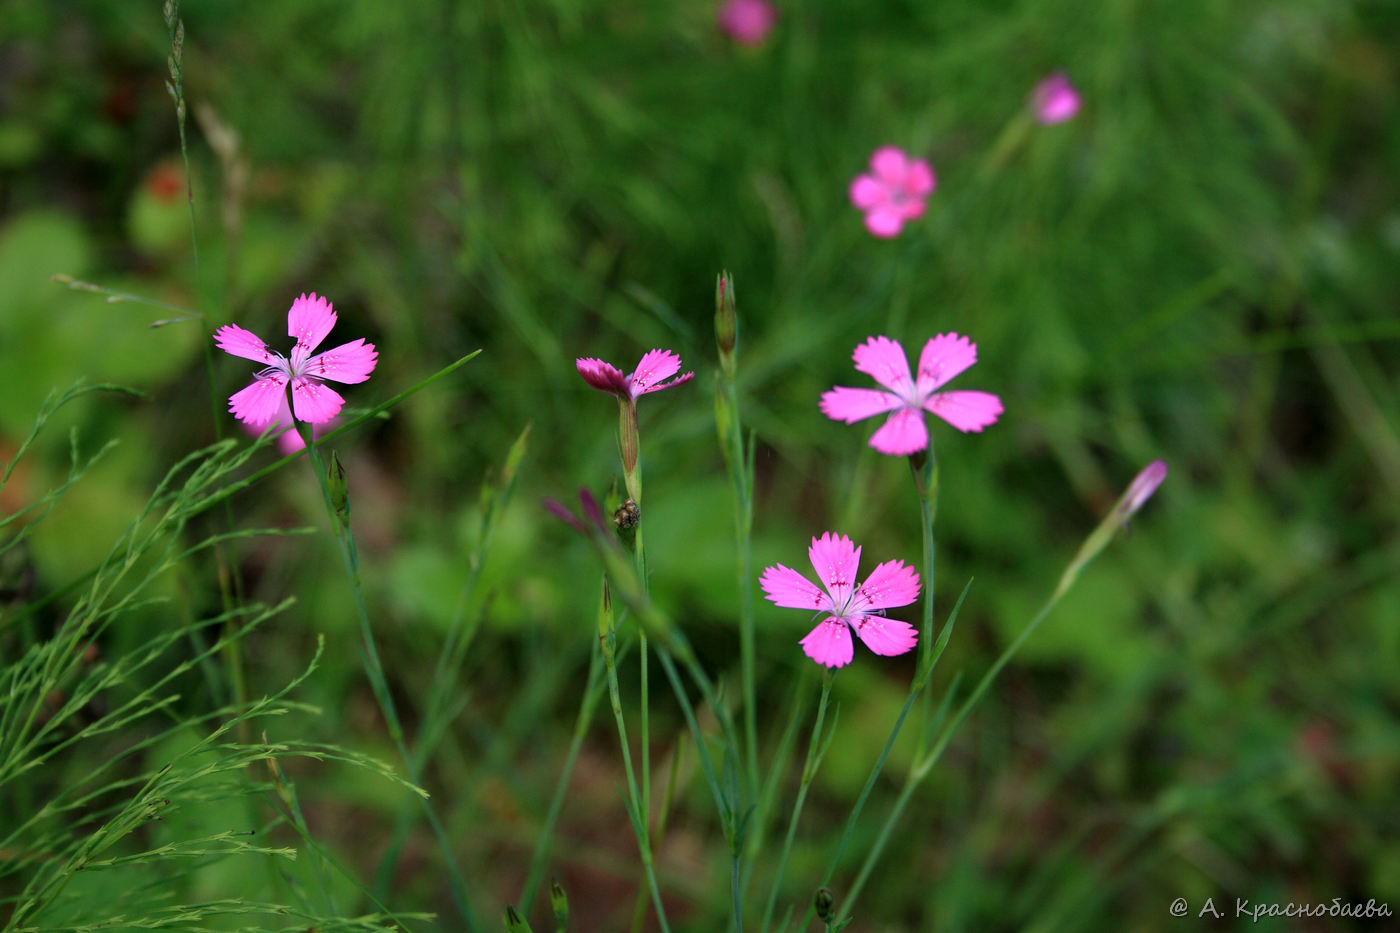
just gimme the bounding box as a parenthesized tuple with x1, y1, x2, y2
(1055, 459, 1168, 600)
(328, 450, 349, 524)
(1115, 459, 1168, 521)
(715, 271, 737, 380)
(550, 879, 569, 927)
(502, 904, 534, 933)
(814, 887, 836, 922)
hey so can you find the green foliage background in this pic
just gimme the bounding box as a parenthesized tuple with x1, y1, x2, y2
(2, 0, 1398, 930)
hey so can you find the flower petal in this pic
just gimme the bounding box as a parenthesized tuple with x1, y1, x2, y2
(638, 370, 695, 396)
(290, 377, 345, 424)
(286, 293, 337, 367)
(897, 199, 928, 221)
(852, 560, 920, 614)
(819, 386, 902, 424)
(228, 374, 288, 427)
(304, 338, 378, 384)
(214, 324, 278, 365)
(760, 564, 831, 612)
(915, 333, 978, 394)
(869, 146, 909, 185)
(868, 408, 929, 455)
(800, 618, 854, 668)
(277, 427, 308, 454)
(852, 615, 918, 657)
(863, 209, 904, 238)
(576, 357, 629, 395)
(852, 336, 913, 395)
(849, 175, 885, 210)
(808, 532, 860, 607)
(904, 159, 936, 198)
(629, 349, 683, 396)
(924, 390, 1003, 432)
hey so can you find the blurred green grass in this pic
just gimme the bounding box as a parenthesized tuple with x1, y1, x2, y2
(2, 0, 1399, 929)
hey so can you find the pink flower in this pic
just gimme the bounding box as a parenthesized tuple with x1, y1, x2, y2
(761, 532, 920, 668)
(576, 349, 695, 400)
(1031, 72, 1081, 124)
(717, 0, 777, 45)
(214, 293, 378, 426)
(848, 146, 936, 239)
(241, 394, 335, 454)
(820, 334, 1003, 456)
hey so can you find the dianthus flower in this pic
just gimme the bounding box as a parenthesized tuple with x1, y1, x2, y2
(820, 334, 1002, 456)
(761, 532, 919, 668)
(1031, 72, 1081, 124)
(575, 349, 695, 400)
(576, 349, 693, 504)
(848, 146, 936, 239)
(717, 0, 777, 45)
(214, 293, 377, 426)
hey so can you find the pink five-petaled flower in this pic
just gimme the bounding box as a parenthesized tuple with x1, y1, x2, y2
(848, 146, 936, 239)
(761, 532, 920, 669)
(1031, 72, 1081, 124)
(575, 349, 695, 400)
(820, 334, 1003, 456)
(717, 0, 777, 45)
(214, 293, 378, 427)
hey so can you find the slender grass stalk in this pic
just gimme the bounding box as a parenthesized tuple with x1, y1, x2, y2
(601, 623, 672, 933)
(910, 448, 939, 759)
(760, 670, 834, 933)
(161, 0, 251, 737)
(794, 582, 972, 932)
(827, 464, 1168, 927)
(830, 673, 960, 923)
(374, 424, 531, 898)
(714, 272, 760, 807)
(291, 409, 481, 932)
(518, 642, 607, 914)
(741, 676, 809, 896)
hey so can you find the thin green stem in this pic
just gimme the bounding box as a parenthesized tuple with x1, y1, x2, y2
(291, 413, 480, 932)
(375, 424, 529, 899)
(519, 643, 607, 913)
(911, 450, 939, 758)
(833, 676, 959, 924)
(795, 581, 972, 933)
(720, 375, 760, 805)
(602, 628, 672, 933)
(761, 672, 833, 933)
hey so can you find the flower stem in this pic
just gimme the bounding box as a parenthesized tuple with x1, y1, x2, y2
(602, 624, 672, 933)
(291, 411, 480, 932)
(761, 670, 833, 933)
(910, 448, 940, 757)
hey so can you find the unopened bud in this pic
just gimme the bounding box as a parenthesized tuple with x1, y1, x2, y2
(814, 887, 836, 922)
(502, 904, 534, 933)
(1055, 459, 1168, 600)
(1115, 459, 1168, 521)
(328, 451, 349, 523)
(549, 879, 569, 926)
(598, 578, 614, 647)
(715, 271, 737, 379)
